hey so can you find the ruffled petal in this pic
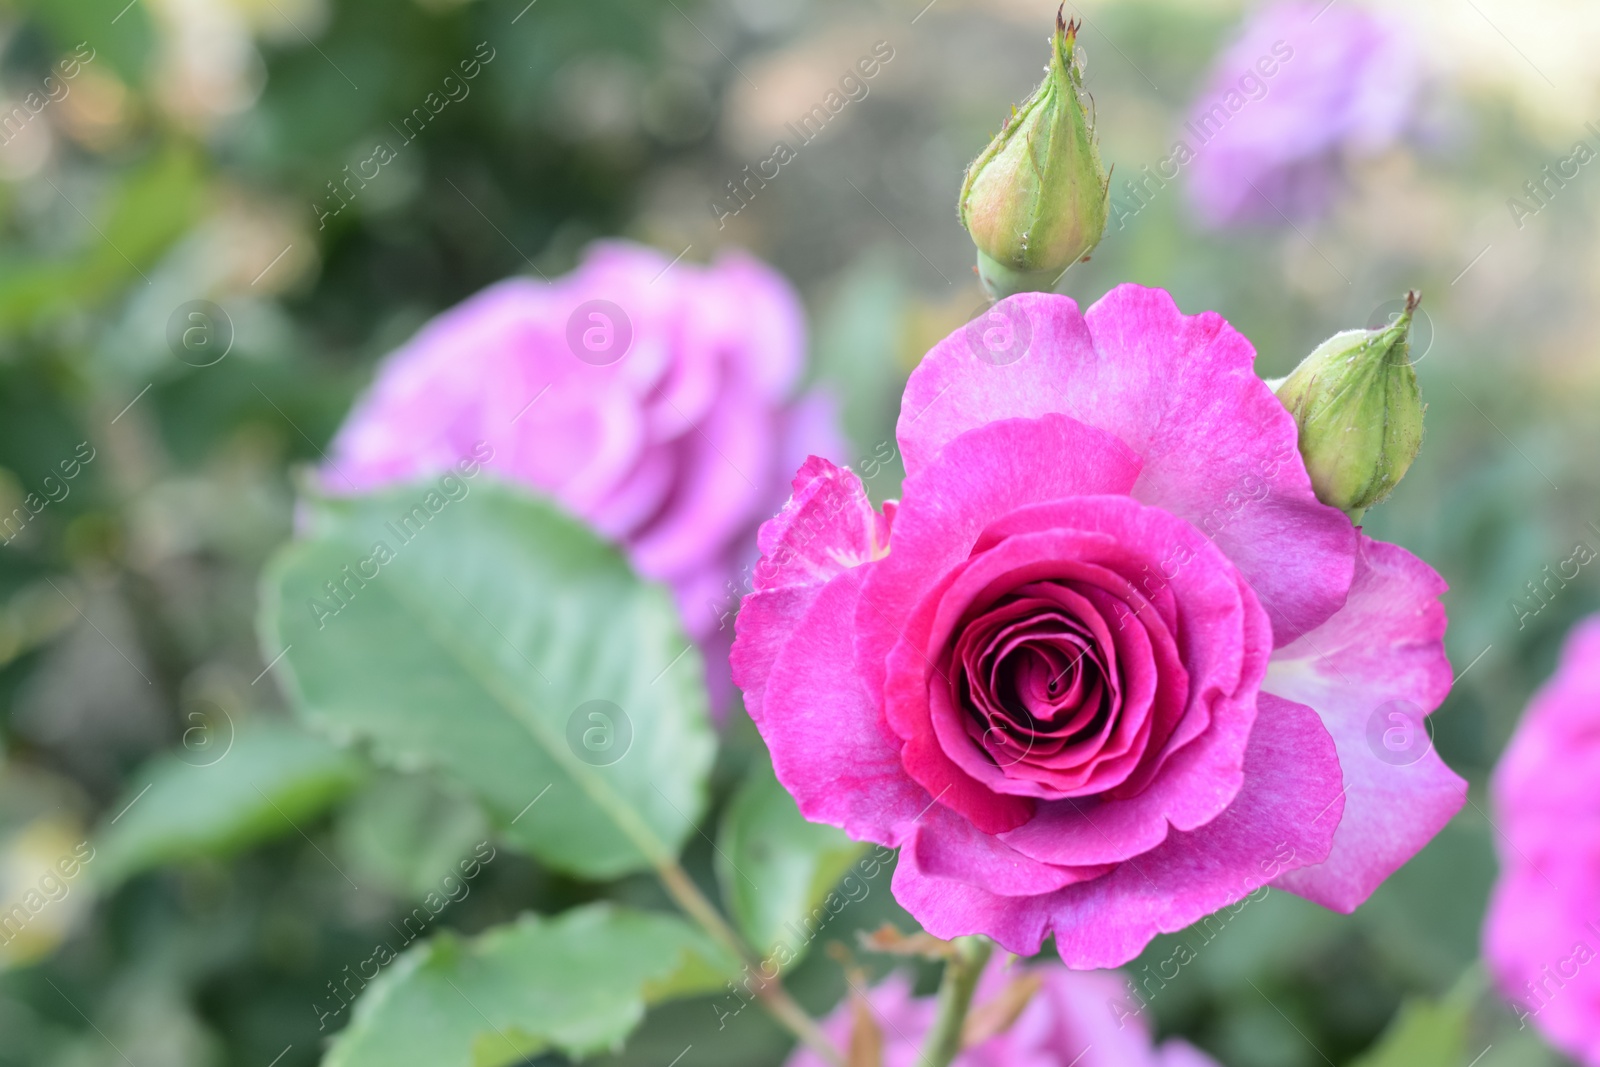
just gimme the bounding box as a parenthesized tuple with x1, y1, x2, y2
(628, 378, 776, 581)
(754, 456, 889, 591)
(753, 575, 931, 847)
(858, 414, 1143, 702)
(907, 804, 1113, 897)
(731, 585, 819, 724)
(880, 489, 1271, 854)
(1265, 535, 1466, 911)
(897, 285, 1355, 644)
(892, 694, 1343, 968)
(732, 457, 887, 723)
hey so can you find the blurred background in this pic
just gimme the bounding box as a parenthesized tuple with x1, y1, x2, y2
(0, 0, 1596, 1063)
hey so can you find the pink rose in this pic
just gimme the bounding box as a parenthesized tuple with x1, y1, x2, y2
(786, 956, 1219, 1067)
(1184, 1, 1419, 227)
(732, 286, 1466, 967)
(325, 240, 840, 691)
(1485, 616, 1600, 1064)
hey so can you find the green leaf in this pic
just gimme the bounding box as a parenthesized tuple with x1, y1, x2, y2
(336, 773, 492, 901)
(0, 148, 206, 329)
(1347, 967, 1483, 1067)
(717, 760, 865, 961)
(0, 260, 87, 331)
(324, 904, 739, 1067)
(86, 147, 208, 290)
(26, 0, 154, 85)
(1346, 1000, 1466, 1067)
(92, 719, 366, 886)
(257, 480, 714, 880)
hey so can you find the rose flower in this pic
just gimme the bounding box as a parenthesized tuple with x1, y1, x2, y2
(733, 286, 1464, 967)
(1183, 1, 1419, 228)
(324, 240, 840, 698)
(1485, 616, 1600, 1064)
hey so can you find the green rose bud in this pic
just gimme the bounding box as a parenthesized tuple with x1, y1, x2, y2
(1275, 291, 1426, 524)
(959, 10, 1111, 302)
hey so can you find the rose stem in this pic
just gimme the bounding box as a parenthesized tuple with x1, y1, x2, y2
(656, 860, 845, 1066)
(557, 730, 842, 1064)
(920, 935, 995, 1067)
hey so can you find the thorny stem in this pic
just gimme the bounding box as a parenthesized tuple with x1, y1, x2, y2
(920, 935, 995, 1067)
(655, 861, 844, 1067)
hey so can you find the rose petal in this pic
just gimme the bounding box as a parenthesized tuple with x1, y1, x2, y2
(858, 414, 1143, 702)
(788, 958, 1226, 1067)
(1484, 864, 1600, 1065)
(755, 574, 931, 847)
(694, 249, 807, 401)
(588, 445, 677, 540)
(1483, 616, 1600, 1065)
(628, 379, 776, 581)
(731, 586, 819, 724)
(564, 241, 679, 397)
(909, 803, 1113, 896)
(897, 285, 1355, 644)
(1160, 1041, 1226, 1067)
(1265, 535, 1466, 912)
(892, 693, 1343, 968)
(936, 497, 1274, 864)
(754, 456, 889, 592)
(915, 563, 1135, 803)
(999, 574, 1270, 875)
(1492, 617, 1600, 840)
(733, 458, 888, 724)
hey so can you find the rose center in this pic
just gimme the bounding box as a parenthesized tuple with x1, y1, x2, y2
(939, 566, 1189, 802)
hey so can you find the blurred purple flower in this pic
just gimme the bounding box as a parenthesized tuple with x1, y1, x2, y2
(325, 240, 841, 701)
(1183, 1, 1418, 227)
(1484, 616, 1600, 1065)
(786, 956, 1220, 1067)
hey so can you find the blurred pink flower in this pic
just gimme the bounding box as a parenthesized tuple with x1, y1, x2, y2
(786, 956, 1220, 1067)
(732, 286, 1465, 967)
(325, 240, 841, 697)
(1183, 1, 1418, 227)
(1485, 616, 1600, 1064)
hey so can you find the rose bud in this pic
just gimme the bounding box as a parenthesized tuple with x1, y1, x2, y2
(1275, 290, 1425, 523)
(959, 9, 1111, 302)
